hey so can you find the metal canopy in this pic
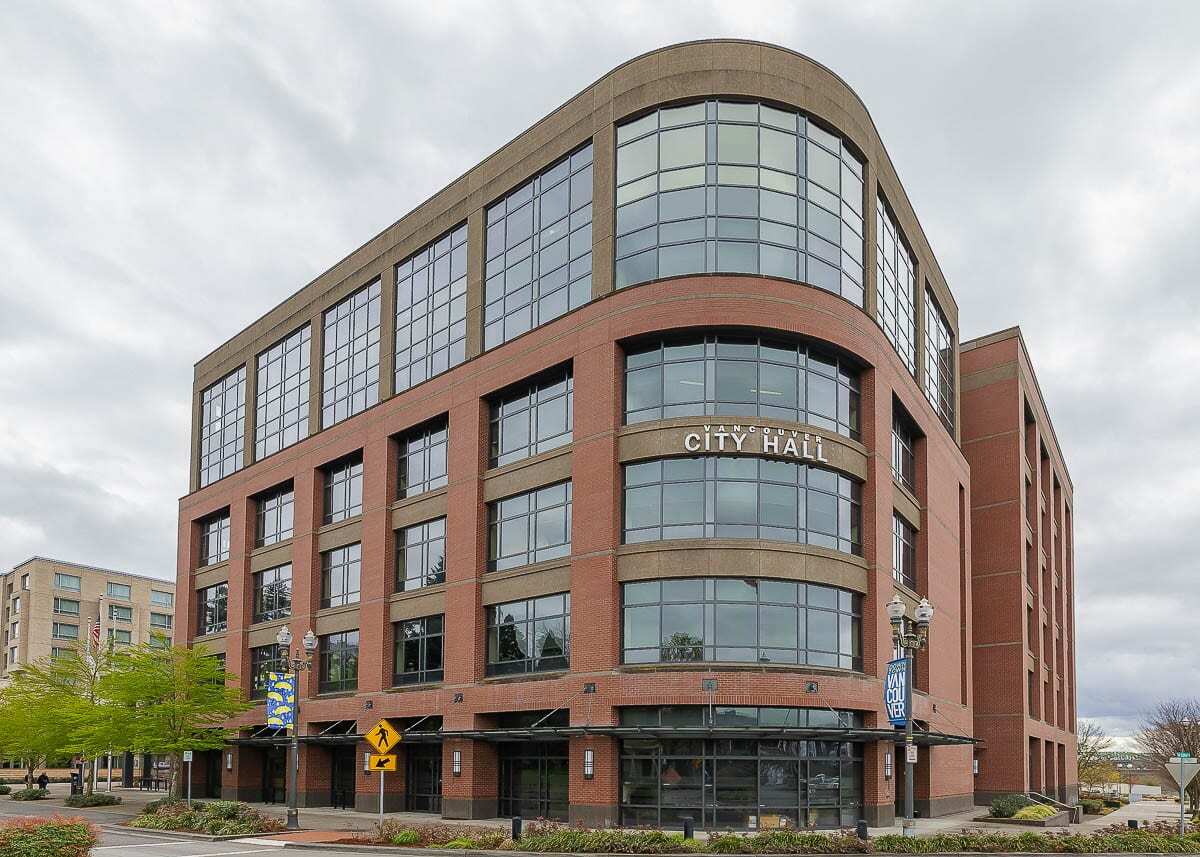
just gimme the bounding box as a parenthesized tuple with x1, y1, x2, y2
(228, 724, 974, 747)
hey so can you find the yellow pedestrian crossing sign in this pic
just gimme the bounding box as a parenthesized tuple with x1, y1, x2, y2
(369, 754, 397, 772)
(365, 718, 401, 754)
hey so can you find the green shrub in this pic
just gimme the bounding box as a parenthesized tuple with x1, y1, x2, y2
(63, 792, 122, 807)
(989, 792, 1034, 818)
(0, 816, 97, 857)
(144, 796, 182, 815)
(373, 821, 511, 847)
(1011, 803, 1059, 820)
(9, 788, 50, 801)
(0, 785, 10, 795)
(1104, 797, 1125, 808)
(389, 830, 421, 846)
(128, 800, 284, 835)
(1080, 798, 1104, 814)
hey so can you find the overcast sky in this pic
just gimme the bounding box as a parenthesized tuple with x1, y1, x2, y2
(2, 1, 1197, 742)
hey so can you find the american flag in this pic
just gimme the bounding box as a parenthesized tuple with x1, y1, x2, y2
(89, 619, 101, 651)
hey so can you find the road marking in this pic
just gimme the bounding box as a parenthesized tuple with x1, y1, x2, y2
(94, 845, 171, 851)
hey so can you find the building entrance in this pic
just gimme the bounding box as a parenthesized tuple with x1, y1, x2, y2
(498, 742, 568, 821)
(262, 747, 287, 804)
(405, 744, 442, 812)
(329, 747, 357, 809)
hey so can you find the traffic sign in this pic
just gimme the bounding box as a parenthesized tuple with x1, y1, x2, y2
(182, 751, 193, 763)
(365, 718, 401, 754)
(369, 754, 397, 772)
(905, 744, 918, 764)
(1167, 758, 1199, 790)
(1178, 752, 1193, 758)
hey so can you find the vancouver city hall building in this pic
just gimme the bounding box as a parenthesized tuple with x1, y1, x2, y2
(178, 41, 1077, 828)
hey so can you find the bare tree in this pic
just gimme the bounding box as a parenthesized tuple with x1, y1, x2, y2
(1137, 698, 1200, 812)
(1077, 719, 1114, 788)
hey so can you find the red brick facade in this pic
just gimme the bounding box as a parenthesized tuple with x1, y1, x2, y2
(177, 41, 1076, 827)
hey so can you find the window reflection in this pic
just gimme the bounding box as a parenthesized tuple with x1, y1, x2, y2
(615, 101, 865, 304)
(625, 334, 859, 439)
(622, 578, 861, 670)
(624, 457, 861, 555)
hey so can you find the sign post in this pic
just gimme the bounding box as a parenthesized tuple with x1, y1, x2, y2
(365, 720, 401, 824)
(183, 751, 193, 806)
(1168, 754, 1198, 836)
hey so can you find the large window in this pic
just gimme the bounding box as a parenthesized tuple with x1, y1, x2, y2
(322, 280, 381, 428)
(108, 628, 132, 645)
(107, 582, 131, 600)
(892, 513, 917, 590)
(395, 224, 468, 393)
(255, 325, 310, 459)
(53, 597, 80, 616)
(198, 367, 246, 487)
(489, 366, 573, 467)
(622, 578, 861, 669)
(151, 590, 174, 608)
(321, 544, 361, 608)
(924, 288, 955, 431)
(198, 513, 230, 566)
(619, 706, 863, 829)
(253, 564, 292, 622)
(398, 419, 448, 498)
(625, 333, 860, 438)
(53, 572, 81, 591)
(150, 612, 173, 630)
(319, 630, 359, 693)
(484, 143, 594, 349)
(108, 604, 132, 623)
(488, 482, 572, 571)
(52, 623, 79, 641)
(614, 101, 865, 304)
(624, 457, 861, 555)
(198, 583, 228, 636)
(250, 643, 286, 700)
(876, 197, 917, 375)
(256, 485, 295, 547)
(486, 592, 570, 676)
(891, 408, 916, 493)
(392, 615, 444, 686)
(396, 518, 446, 592)
(323, 455, 363, 524)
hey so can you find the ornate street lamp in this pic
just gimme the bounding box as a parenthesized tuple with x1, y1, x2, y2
(888, 595, 934, 835)
(275, 625, 318, 831)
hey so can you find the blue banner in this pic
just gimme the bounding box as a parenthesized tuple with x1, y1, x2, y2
(266, 672, 297, 730)
(884, 658, 909, 726)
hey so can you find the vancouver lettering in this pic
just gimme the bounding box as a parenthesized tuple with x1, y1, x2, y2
(682, 424, 829, 463)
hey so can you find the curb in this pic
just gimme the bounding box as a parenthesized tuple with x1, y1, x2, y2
(100, 824, 259, 842)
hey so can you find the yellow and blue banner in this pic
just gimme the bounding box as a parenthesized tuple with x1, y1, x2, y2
(266, 672, 297, 729)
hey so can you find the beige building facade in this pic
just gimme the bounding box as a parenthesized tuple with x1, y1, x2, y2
(0, 557, 177, 680)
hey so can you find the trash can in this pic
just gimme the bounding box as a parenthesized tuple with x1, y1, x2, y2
(70, 772, 82, 795)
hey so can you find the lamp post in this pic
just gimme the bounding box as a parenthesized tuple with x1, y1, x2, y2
(276, 625, 318, 832)
(887, 595, 934, 836)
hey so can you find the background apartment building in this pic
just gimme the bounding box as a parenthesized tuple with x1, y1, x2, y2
(0, 557, 177, 679)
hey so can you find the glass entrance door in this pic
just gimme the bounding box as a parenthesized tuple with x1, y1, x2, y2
(262, 747, 287, 804)
(330, 747, 357, 809)
(405, 744, 443, 812)
(498, 742, 568, 821)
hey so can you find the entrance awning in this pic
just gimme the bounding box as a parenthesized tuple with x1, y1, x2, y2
(227, 725, 974, 747)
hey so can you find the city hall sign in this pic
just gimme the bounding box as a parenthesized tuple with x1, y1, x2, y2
(682, 424, 830, 463)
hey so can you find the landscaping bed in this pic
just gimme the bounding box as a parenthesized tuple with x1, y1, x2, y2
(0, 815, 97, 857)
(127, 799, 285, 836)
(338, 819, 1200, 854)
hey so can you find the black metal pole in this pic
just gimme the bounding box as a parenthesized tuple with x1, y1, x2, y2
(904, 651, 914, 834)
(286, 656, 300, 831)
